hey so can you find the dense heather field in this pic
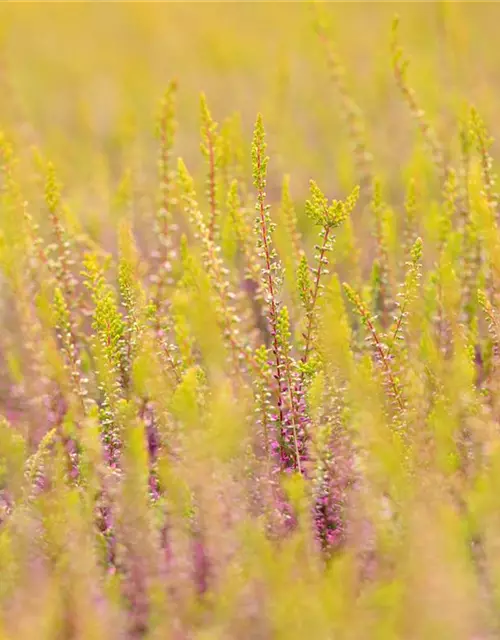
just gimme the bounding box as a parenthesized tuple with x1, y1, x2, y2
(4, 3, 500, 638)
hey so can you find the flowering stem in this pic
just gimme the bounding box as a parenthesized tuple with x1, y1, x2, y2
(253, 122, 285, 430)
(207, 128, 217, 243)
(364, 314, 404, 411)
(344, 283, 404, 411)
(258, 224, 284, 427)
(302, 225, 331, 366)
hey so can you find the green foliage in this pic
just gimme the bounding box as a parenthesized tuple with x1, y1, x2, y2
(305, 181, 359, 229)
(3, 6, 500, 638)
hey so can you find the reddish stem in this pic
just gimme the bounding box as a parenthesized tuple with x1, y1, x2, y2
(256, 150, 284, 429)
(302, 226, 331, 366)
(363, 311, 404, 411)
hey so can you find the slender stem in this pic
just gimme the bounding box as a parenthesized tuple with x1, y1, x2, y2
(206, 128, 217, 243)
(156, 322, 182, 384)
(389, 299, 408, 355)
(363, 312, 404, 411)
(256, 152, 284, 429)
(284, 361, 302, 474)
(302, 226, 331, 366)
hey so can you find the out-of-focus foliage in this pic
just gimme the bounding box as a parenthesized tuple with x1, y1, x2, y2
(3, 3, 500, 639)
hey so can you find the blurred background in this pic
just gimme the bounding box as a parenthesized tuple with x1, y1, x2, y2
(1, 2, 499, 205)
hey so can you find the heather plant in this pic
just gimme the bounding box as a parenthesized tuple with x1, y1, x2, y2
(4, 4, 500, 639)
